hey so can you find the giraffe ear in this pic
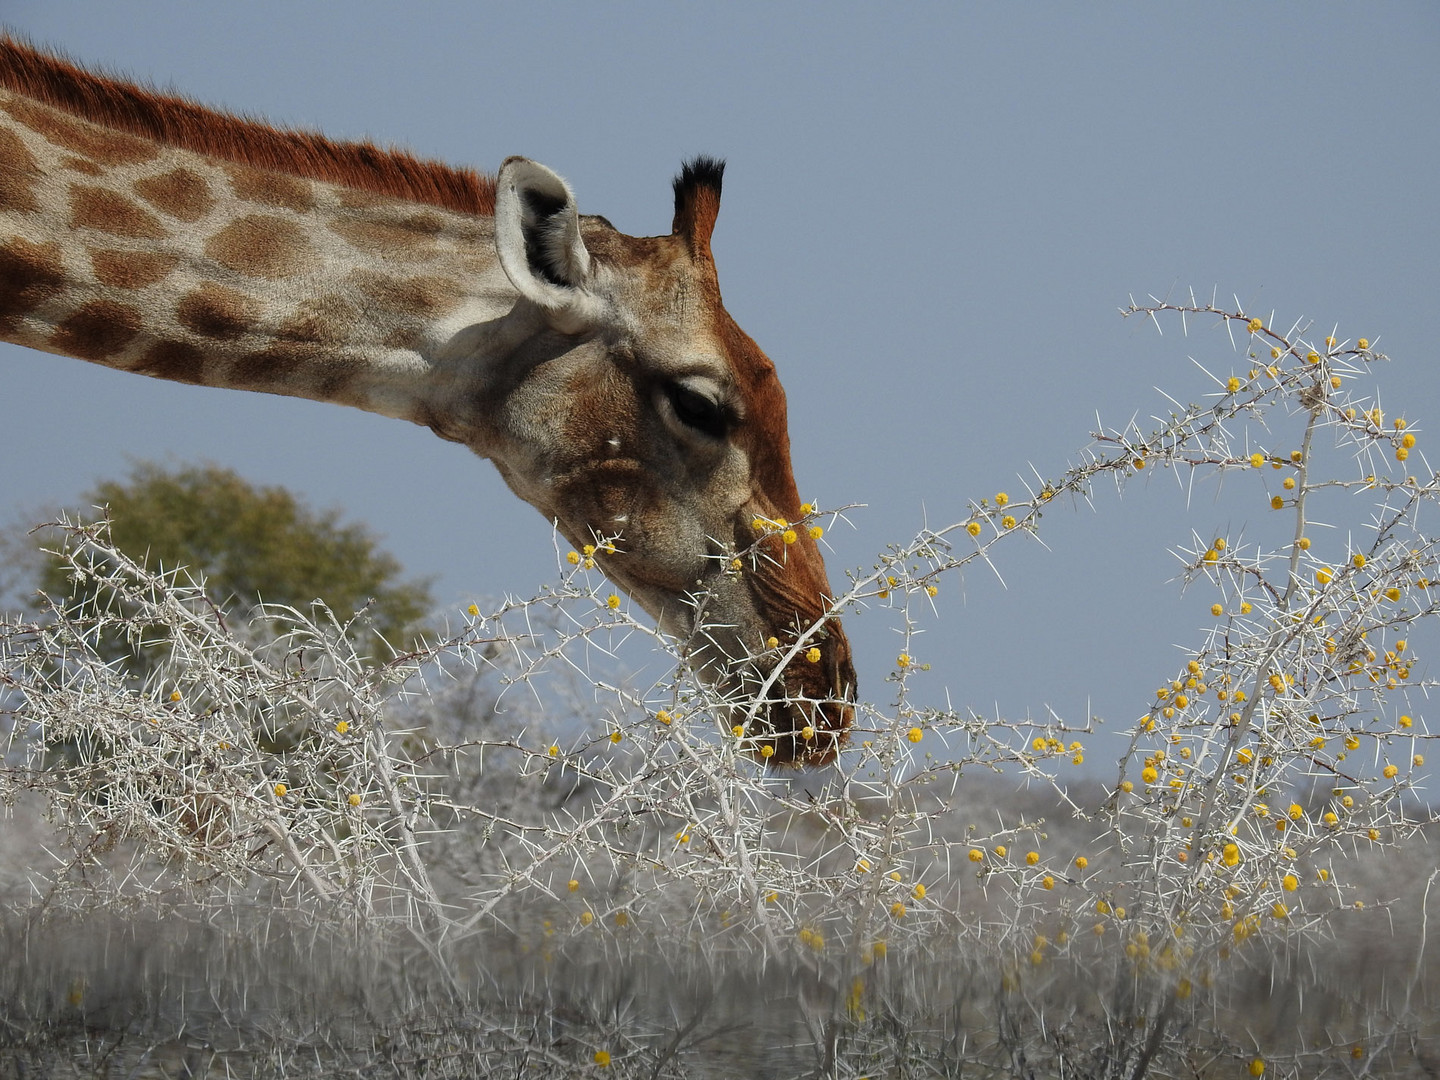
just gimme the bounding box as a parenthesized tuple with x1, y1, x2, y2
(495, 157, 602, 332)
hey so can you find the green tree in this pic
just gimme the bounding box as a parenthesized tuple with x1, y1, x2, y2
(39, 463, 433, 658)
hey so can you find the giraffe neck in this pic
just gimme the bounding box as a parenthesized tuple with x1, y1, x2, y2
(1, 84, 516, 443)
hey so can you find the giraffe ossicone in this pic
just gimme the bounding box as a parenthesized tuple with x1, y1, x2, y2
(0, 37, 855, 764)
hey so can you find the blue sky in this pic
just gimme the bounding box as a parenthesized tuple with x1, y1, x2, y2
(3, 3, 1438, 751)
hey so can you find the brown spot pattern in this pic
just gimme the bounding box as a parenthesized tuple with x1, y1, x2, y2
(275, 293, 358, 347)
(50, 298, 142, 361)
(61, 155, 102, 176)
(133, 166, 214, 221)
(351, 270, 464, 317)
(69, 183, 165, 238)
(232, 340, 326, 391)
(205, 213, 314, 279)
(222, 162, 314, 212)
(2, 97, 156, 165)
(176, 282, 258, 339)
(0, 127, 39, 211)
(0, 236, 66, 334)
(402, 211, 446, 235)
(329, 215, 439, 258)
(89, 249, 179, 290)
(133, 339, 205, 384)
(336, 188, 386, 210)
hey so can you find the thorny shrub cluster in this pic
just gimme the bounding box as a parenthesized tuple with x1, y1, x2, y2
(2, 294, 1439, 1076)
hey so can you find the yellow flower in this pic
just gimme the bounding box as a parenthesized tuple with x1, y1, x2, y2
(1223, 843, 1240, 867)
(348, 792, 362, 807)
(968, 848, 984, 862)
(912, 883, 926, 899)
(606, 594, 621, 610)
(1400, 715, 1413, 728)
(1247, 317, 1264, 333)
(891, 902, 907, 918)
(782, 529, 798, 545)
(1358, 338, 1370, 350)
(897, 653, 911, 668)
(809, 525, 824, 539)
(566, 550, 580, 565)
(1316, 568, 1332, 585)
(1270, 347, 1282, 359)
(1026, 851, 1040, 865)
(1386, 587, 1401, 601)
(594, 1050, 611, 1067)
(273, 783, 287, 798)
(906, 726, 923, 743)
(656, 710, 672, 725)
(467, 603, 480, 616)
(548, 744, 560, 757)
(1270, 495, 1284, 510)
(335, 720, 350, 734)
(966, 520, 982, 537)
(805, 647, 822, 663)
(1074, 855, 1088, 869)
(801, 725, 815, 740)
(1415, 754, 1426, 766)
(1211, 603, 1224, 617)
(1133, 458, 1145, 470)
(1250, 452, 1265, 468)
(568, 879, 580, 892)
(1042, 876, 1055, 890)
(1331, 375, 1343, 389)
(760, 744, 775, 759)
(1384, 763, 1398, 778)
(1001, 514, 1016, 529)
(1240, 601, 1252, 613)
(1227, 376, 1242, 393)
(609, 730, 623, 744)
(580, 910, 594, 926)
(1353, 553, 1367, 569)
(800, 502, 814, 515)
(1345, 734, 1360, 750)
(995, 492, 1009, 507)
(1142, 766, 1158, 784)
(994, 845, 1008, 858)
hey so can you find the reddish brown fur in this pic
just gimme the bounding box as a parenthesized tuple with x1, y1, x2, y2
(0, 36, 496, 216)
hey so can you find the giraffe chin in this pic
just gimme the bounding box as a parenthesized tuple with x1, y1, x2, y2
(714, 626, 856, 768)
(637, 590, 854, 767)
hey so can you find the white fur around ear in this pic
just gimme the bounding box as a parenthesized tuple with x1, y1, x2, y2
(495, 157, 602, 332)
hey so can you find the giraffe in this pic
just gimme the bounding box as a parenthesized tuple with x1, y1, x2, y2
(0, 37, 854, 764)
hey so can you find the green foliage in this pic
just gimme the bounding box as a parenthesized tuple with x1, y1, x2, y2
(39, 463, 433, 658)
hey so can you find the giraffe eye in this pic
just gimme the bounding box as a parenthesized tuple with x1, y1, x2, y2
(665, 383, 728, 440)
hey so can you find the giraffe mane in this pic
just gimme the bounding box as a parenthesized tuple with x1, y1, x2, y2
(0, 34, 496, 216)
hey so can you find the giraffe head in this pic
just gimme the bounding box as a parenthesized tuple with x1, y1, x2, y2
(484, 156, 854, 764)
(0, 36, 853, 763)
